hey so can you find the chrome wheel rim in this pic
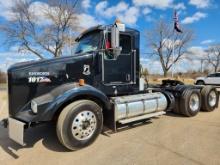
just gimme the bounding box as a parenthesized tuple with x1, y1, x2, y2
(72, 111, 97, 141)
(189, 93, 200, 111)
(209, 91, 217, 107)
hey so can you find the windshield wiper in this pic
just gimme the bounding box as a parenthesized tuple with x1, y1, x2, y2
(75, 49, 82, 54)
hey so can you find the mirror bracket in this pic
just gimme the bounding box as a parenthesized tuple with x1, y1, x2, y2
(111, 24, 122, 58)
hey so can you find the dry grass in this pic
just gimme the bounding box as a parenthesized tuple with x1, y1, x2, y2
(0, 91, 8, 119)
(147, 77, 195, 85)
(0, 83, 7, 89)
(0, 92, 7, 101)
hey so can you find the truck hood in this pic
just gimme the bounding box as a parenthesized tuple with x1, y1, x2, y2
(7, 53, 95, 117)
(8, 53, 89, 72)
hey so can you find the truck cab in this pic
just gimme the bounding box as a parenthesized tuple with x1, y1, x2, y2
(74, 24, 140, 96)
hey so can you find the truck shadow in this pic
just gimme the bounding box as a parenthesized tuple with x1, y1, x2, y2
(165, 111, 187, 118)
(0, 112, 190, 159)
(0, 123, 69, 159)
(102, 119, 153, 136)
(27, 123, 69, 153)
(0, 119, 155, 159)
(165, 111, 212, 117)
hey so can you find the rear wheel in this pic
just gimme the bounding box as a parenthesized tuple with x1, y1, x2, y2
(56, 100, 103, 151)
(201, 86, 218, 112)
(180, 89, 201, 117)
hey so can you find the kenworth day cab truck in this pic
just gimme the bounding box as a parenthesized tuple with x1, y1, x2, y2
(0, 22, 219, 151)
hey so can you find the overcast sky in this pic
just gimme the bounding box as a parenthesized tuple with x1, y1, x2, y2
(0, 0, 219, 73)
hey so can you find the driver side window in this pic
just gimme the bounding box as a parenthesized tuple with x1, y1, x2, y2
(120, 35, 131, 54)
(104, 33, 132, 60)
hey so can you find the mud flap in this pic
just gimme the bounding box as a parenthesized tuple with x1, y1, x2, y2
(8, 118, 26, 146)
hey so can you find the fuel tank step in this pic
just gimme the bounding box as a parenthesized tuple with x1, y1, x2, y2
(118, 111, 166, 124)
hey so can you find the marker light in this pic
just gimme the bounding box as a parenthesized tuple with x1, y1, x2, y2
(114, 19, 125, 32)
(115, 18, 122, 24)
(79, 79, 85, 86)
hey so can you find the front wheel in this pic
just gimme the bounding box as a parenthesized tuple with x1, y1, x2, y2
(56, 100, 103, 151)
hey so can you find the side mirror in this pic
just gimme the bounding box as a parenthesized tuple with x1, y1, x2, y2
(111, 25, 122, 58)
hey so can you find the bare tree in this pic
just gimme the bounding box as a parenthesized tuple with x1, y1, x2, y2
(0, 0, 79, 59)
(185, 48, 209, 73)
(146, 20, 193, 77)
(140, 64, 149, 82)
(206, 44, 220, 72)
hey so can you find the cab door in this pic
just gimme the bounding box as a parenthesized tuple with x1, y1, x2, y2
(102, 33, 135, 85)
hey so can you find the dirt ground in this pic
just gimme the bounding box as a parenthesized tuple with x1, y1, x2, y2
(1, 90, 220, 165)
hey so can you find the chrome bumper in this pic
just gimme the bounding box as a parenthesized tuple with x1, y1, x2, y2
(8, 118, 26, 146)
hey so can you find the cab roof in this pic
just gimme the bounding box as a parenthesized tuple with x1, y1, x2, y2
(75, 24, 139, 41)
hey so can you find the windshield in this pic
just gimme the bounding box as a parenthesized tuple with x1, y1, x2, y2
(74, 31, 101, 54)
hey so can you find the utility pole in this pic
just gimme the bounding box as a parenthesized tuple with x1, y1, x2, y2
(172, 35, 175, 78)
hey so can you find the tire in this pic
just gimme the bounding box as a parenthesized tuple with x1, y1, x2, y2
(201, 86, 218, 112)
(196, 81, 204, 85)
(180, 89, 201, 117)
(56, 100, 103, 151)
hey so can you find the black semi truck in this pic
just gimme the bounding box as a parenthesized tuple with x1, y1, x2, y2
(1, 22, 219, 150)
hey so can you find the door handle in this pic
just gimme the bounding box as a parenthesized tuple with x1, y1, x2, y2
(126, 74, 131, 81)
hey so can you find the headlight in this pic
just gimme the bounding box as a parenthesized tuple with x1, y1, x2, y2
(31, 100, 38, 114)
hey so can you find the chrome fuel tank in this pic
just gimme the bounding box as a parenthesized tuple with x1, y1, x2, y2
(112, 92, 168, 121)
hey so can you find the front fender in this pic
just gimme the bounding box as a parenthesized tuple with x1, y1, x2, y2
(15, 83, 111, 122)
